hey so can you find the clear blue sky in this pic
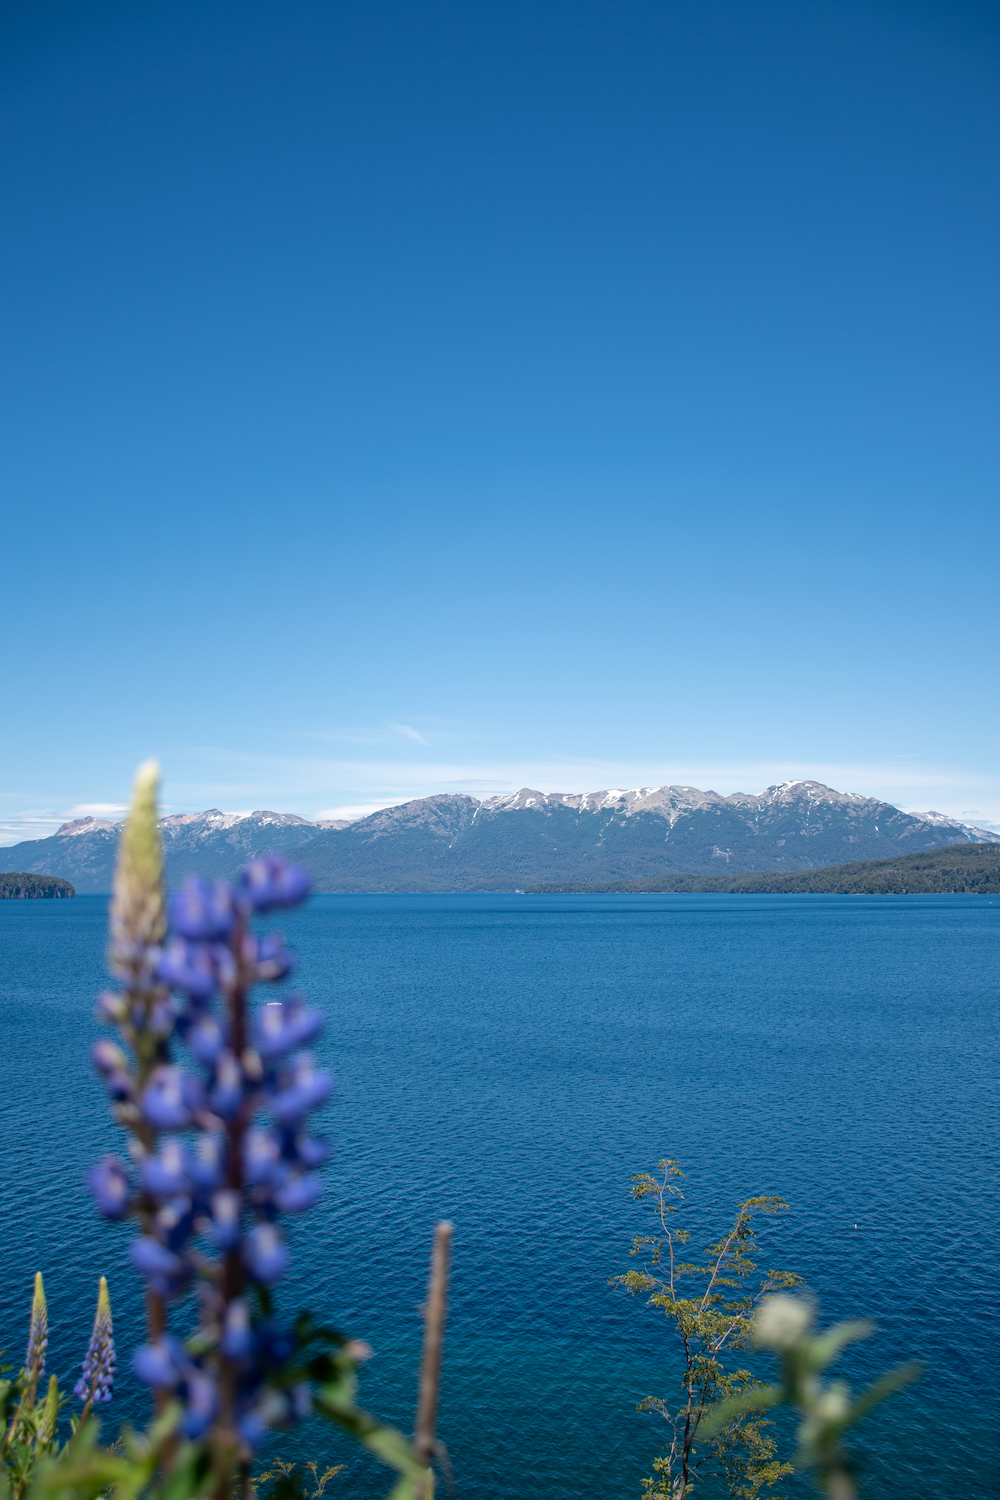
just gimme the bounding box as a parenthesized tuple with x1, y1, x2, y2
(2, 0, 998, 841)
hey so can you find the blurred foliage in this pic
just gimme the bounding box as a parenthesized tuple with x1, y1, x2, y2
(1, 1285, 430, 1500)
(702, 1294, 920, 1500)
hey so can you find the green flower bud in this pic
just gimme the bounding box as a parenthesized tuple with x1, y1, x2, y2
(110, 760, 166, 965)
(37, 1374, 60, 1445)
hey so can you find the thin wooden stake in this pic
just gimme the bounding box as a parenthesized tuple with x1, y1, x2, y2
(414, 1221, 453, 1476)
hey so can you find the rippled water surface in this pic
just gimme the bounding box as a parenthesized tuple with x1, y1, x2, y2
(1, 893, 997, 1497)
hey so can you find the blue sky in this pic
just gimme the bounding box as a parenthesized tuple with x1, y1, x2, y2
(2, 0, 998, 842)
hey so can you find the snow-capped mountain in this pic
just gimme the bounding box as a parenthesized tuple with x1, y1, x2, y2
(3, 780, 996, 892)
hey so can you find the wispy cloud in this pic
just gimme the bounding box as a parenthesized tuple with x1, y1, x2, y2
(66, 803, 129, 818)
(0, 815, 65, 844)
(387, 722, 430, 746)
(314, 800, 410, 822)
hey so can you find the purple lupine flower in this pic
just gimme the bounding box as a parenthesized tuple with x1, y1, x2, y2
(255, 998, 323, 1060)
(181, 1369, 219, 1438)
(169, 876, 234, 942)
(185, 1133, 224, 1192)
(24, 1272, 47, 1387)
(221, 1298, 252, 1360)
(92, 1039, 138, 1099)
(75, 1276, 115, 1405)
(93, 781, 335, 1461)
(269, 1055, 332, 1126)
(245, 931, 296, 983)
(235, 856, 311, 914)
(156, 937, 218, 1002)
(135, 1339, 219, 1439)
(96, 989, 128, 1022)
(187, 1012, 227, 1064)
(209, 940, 238, 992)
(92, 1039, 129, 1076)
(294, 1134, 330, 1168)
(236, 1385, 293, 1451)
(88, 1157, 130, 1218)
(236, 1408, 268, 1450)
(274, 1172, 322, 1214)
(106, 1069, 136, 1101)
(209, 1050, 243, 1119)
(243, 1127, 282, 1180)
(130, 1236, 188, 1298)
(147, 996, 179, 1039)
(209, 1189, 242, 1250)
(153, 1194, 195, 1251)
(180, 1071, 207, 1114)
(140, 1066, 192, 1129)
(142, 1140, 189, 1198)
(244, 1224, 288, 1283)
(133, 1335, 185, 1387)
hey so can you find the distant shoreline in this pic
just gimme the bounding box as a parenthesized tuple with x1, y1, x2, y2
(6, 844, 998, 899)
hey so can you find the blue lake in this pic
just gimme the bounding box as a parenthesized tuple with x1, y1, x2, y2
(1, 893, 997, 1498)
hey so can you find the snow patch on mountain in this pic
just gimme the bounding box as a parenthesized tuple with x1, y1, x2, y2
(910, 809, 999, 840)
(56, 816, 117, 836)
(475, 781, 1000, 843)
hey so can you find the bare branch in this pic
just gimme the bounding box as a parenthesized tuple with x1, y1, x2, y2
(414, 1221, 454, 1481)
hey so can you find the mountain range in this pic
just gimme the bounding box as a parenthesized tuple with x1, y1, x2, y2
(3, 780, 997, 892)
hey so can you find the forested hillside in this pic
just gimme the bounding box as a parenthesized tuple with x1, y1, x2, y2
(0, 873, 76, 898)
(526, 844, 1000, 895)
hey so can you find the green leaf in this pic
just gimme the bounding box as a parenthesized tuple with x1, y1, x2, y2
(314, 1385, 431, 1494)
(699, 1385, 783, 1438)
(844, 1362, 922, 1428)
(804, 1320, 873, 1371)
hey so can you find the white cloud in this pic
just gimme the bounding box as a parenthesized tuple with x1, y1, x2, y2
(314, 800, 410, 822)
(66, 803, 129, 818)
(0, 815, 65, 845)
(445, 779, 514, 791)
(386, 722, 430, 746)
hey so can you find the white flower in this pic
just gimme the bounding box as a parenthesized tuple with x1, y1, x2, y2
(754, 1294, 812, 1349)
(813, 1383, 851, 1423)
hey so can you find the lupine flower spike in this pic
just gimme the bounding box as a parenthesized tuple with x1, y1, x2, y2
(24, 1271, 48, 1404)
(37, 1375, 60, 1447)
(85, 762, 434, 1496)
(90, 761, 335, 1456)
(127, 847, 331, 1449)
(109, 759, 166, 967)
(75, 1276, 116, 1418)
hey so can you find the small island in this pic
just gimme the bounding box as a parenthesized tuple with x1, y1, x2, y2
(0, 872, 76, 898)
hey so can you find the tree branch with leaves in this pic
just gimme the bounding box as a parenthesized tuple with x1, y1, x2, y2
(612, 1160, 802, 1500)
